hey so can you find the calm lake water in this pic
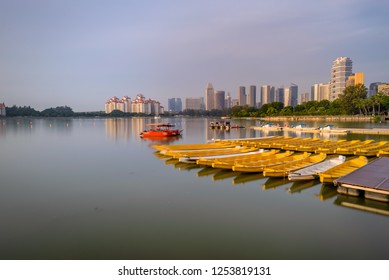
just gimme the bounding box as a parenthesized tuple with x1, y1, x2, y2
(1, 117, 389, 260)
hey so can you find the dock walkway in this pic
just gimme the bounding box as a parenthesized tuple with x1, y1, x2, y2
(336, 157, 389, 202)
(252, 126, 389, 135)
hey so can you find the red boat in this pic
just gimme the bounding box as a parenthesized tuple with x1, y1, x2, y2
(140, 123, 182, 138)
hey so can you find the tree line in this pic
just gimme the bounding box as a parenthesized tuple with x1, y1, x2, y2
(4, 85, 389, 118)
(230, 84, 389, 118)
(4, 106, 155, 118)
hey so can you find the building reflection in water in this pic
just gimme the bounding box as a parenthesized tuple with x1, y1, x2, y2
(105, 117, 184, 144)
(105, 118, 145, 141)
(0, 119, 6, 137)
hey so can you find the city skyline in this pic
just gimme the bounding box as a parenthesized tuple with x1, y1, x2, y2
(1, 0, 389, 111)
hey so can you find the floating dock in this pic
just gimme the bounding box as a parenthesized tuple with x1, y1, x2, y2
(346, 128, 389, 135)
(335, 157, 389, 202)
(252, 126, 389, 135)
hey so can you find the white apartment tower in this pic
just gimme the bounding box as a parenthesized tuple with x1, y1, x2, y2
(329, 57, 353, 101)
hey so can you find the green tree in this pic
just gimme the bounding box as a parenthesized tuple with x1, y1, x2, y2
(280, 106, 293, 116)
(5, 105, 40, 117)
(337, 84, 368, 115)
(268, 102, 284, 112)
(41, 106, 75, 117)
(318, 100, 330, 109)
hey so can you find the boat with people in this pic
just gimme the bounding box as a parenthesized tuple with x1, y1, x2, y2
(288, 155, 346, 181)
(209, 121, 230, 129)
(140, 123, 182, 138)
(209, 120, 245, 129)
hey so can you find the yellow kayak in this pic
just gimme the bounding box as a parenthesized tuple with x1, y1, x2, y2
(211, 150, 285, 170)
(354, 141, 389, 156)
(232, 152, 311, 173)
(263, 153, 327, 177)
(335, 140, 374, 155)
(166, 146, 258, 159)
(319, 156, 368, 184)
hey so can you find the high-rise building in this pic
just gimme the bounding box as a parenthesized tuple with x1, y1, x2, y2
(275, 88, 284, 104)
(225, 93, 231, 109)
(105, 96, 122, 113)
(329, 57, 353, 101)
(105, 94, 163, 115)
(261, 85, 270, 105)
(369, 82, 383, 97)
(168, 98, 176, 112)
(300, 92, 310, 104)
(185, 98, 203, 110)
(346, 72, 364, 87)
(176, 98, 182, 112)
(319, 83, 329, 101)
(311, 83, 330, 101)
(248, 85, 256, 107)
(378, 84, 389, 95)
(168, 98, 183, 112)
(269, 86, 275, 103)
(205, 83, 215, 111)
(284, 84, 298, 107)
(238, 86, 246, 106)
(122, 96, 131, 113)
(214, 91, 225, 110)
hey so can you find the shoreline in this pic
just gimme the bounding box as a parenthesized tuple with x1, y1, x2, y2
(263, 115, 374, 122)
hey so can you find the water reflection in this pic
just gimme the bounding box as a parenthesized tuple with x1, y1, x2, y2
(105, 117, 184, 142)
(105, 118, 138, 141)
(314, 184, 338, 201)
(334, 195, 389, 217)
(212, 170, 240, 181)
(0, 118, 75, 137)
(197, 167, 222, 177)
(233, 173, 265, 184)
(288, 180, 320, 194)
(262, 177, 291, 190)
(118, 117, 389, 220)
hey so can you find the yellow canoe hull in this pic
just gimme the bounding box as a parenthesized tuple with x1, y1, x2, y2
(319, 156, 368, 183)
(263, 153, 327, 178)
(232, 152, 311, 173)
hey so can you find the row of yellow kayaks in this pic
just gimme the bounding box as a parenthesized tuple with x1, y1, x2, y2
(154, 136, 389, 157)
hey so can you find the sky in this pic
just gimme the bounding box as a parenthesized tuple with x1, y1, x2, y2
(1, 0, 389, 112)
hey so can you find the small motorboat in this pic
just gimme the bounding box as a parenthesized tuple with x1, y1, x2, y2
(140, 123, 182, 138)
